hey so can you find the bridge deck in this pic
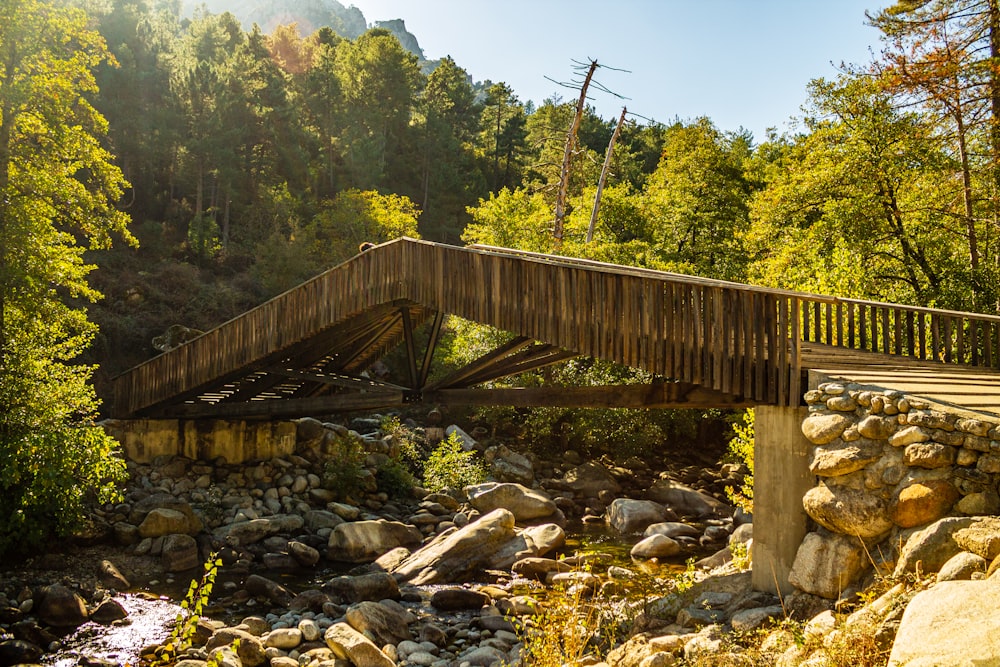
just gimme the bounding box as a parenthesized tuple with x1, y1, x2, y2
(108, 238, 1000, 419)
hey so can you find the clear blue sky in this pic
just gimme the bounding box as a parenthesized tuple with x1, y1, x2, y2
(347, 1, 889, 141)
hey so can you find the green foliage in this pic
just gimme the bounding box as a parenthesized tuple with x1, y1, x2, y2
(375, 458, 417, 498)
(0, 0, 132, 557)
(254, 188, 420, 295)
(321, 435, 367, 501)
(422, 432, 487, 492)
(725, 409, 755, 514)
(150, 554, 224, 667)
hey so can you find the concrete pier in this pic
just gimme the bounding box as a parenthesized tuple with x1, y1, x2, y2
(752, 405, 815, 595)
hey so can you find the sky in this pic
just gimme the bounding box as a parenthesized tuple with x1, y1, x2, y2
(345, 0, 890, 141)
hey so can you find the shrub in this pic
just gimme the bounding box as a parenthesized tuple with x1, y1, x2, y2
(725, 408, 754, 514)
(422, 432, 487, 491)
(375, 458, 417, 497)
(321, 435, 366, 501)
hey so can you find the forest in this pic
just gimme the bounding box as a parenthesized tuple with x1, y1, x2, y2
(2, 0, 1000, 550)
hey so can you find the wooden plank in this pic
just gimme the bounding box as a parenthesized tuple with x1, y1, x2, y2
(790, 298, 801, 405)
(777, 296, 789, 406)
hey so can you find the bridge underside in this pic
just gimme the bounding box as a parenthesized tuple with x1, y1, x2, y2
(128, 299, 753, 420)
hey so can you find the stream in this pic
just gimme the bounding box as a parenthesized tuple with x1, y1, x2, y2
(44, 523, 700, 667)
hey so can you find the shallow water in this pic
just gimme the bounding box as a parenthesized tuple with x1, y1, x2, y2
(45, 525, 703, 664)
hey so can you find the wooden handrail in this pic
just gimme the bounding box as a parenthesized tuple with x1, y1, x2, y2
(109, 238, 1000, 419)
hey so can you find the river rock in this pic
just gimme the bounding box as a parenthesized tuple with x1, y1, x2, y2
(304, 509, 344, 532)
(801, 413, 854, 445)
(788, 531, 870, 599)
(430, 588, 490, 611)
(903, 442, 957, 469)
(91, 598, 129, 624)
(392, 509, 518, 585)
(325, 622, 395, 667)
(630, 534, 681, 559)
(206, 628, 266, 667)
(560, 462, 621, 496)
(488, 446, 534, 485)
(0, 639, 42, 665)
(162, 533, 200, 571)
(265, 628, 302, 650)
(511, 557, 572, 580)
(645, 480, 728, 518)
(953, 517, 1000, 560)
(323, 572, 400, 603)
(36, 584, 88, 627)
(215, 515, 305, 546)
(644, 521, 701, 539)
(139, 508, 201, 537)
(288, 540, 320, 567)
(465, 482, 557, 521)
(857, 415, 898, 440)
(802, 482, 893, 539)
(937, 551, 987, 581)
(894, 516, 977, 576)
(891, 479, 960, 528)
(607, 498, 666, 534)
(98, 559, 131, 590)
(328, 520, 422, 563)
(888, 578, 1000, 666)
(245, 574, 294, 607)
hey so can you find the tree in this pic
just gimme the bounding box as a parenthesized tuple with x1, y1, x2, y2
(0, 0, 133, 555)
(746, 76, 967, 306)
(870, 0, 1000, 308)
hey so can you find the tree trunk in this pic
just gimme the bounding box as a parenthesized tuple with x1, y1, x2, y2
(553, 60, 598, 251)
(587, 106, 627, 243)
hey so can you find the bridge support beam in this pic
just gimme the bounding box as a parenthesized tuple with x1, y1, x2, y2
(752, 405, 814, 596)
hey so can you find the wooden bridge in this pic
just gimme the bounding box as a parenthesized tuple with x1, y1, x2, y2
(108, 238, 1000, 420)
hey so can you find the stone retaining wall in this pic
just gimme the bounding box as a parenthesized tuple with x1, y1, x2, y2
(790, 382, 1000, 598)
(103, 418, 297, 464)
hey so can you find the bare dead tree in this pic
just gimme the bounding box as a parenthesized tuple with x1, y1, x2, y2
(553, 60, 598, 251)
(587, 106, 628, 243)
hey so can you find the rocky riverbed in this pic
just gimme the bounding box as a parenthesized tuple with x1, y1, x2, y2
(0, 414, 765, 667)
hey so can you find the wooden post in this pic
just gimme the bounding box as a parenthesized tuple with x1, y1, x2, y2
(587, 106, 627, 243)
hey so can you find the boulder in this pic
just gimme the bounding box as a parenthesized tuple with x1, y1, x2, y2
(606, 498, 666, 534)
(265, 628, 302, 650)
(214, 515, 305, 546)
(97, 559, 131, 590)
(465, 482, 557, 521)
(802, 482, 893, 539)
(392, 509, 518, 585)
(645, 480, 728, 518)
(887, 579, 1000, 666)
(891, 479, 960, 528)
(809, 439, 883, 477)
(488, 446, 534, 485)
(857, 415, 898, 441)
(344, 601, 412, 646)
(323, 572, 400, 604)
(139, 508, 201, 538)
(327, 520, 422, 563)
(560, 462, 621, 497)
(324, 622, 395, 667)
(35, 584, 88, 627)
(630, 534, 681, 560)
(788, 531, 870, 600)
(894, 516, 977, 576)
(304, 510, 344, 532)
(445, 424, 477, 451)
(162, 534, 201, 572)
